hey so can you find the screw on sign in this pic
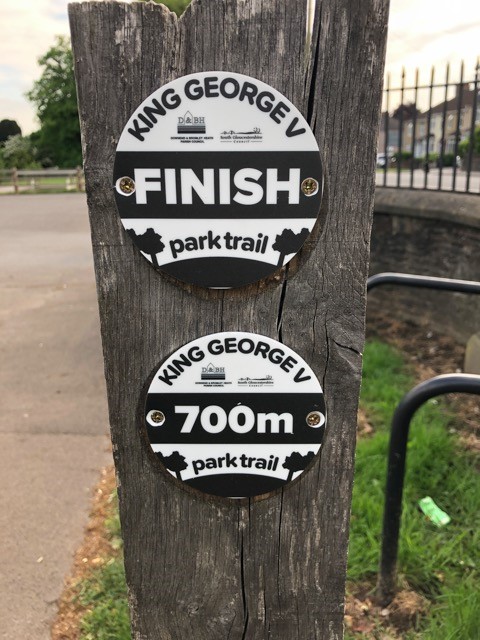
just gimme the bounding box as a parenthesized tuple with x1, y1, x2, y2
(301, 177, 319, 196)
(147, 410, 165, 425)
(142, 332, 326, 499)
(306, 411, 324, 427)
(118, 176, 136, 195)
(113, 72, 323, 289)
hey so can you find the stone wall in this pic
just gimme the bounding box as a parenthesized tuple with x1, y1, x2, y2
(369, 188, 480, 342)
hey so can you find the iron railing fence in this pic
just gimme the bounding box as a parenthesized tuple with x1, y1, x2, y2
(377, 61, 480, 195)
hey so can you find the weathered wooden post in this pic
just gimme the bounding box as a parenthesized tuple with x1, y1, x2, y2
(12, 167, 19, 194)
(76, 165, 83, 192)
(69, 1, 388, 637)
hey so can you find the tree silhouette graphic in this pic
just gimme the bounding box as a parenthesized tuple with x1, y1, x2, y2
(282, 451, 315, 482)
(272, 227, 310, 267)
(127, 227, 165, 267)
(157, 451, 188, 480)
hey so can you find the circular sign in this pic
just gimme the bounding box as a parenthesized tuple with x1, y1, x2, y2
(114, 72, 322, 289)
(144, 332, 326, 499)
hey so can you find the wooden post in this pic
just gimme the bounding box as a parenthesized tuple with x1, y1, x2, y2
(75, 165, 83, 192)
(69, 1, 388, 638)
(12, 168, 19, 194)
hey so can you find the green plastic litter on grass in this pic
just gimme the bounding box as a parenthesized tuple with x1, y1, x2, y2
(418, 496, 451, 527)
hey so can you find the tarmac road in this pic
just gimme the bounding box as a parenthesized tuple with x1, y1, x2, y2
(0, 194, 111, 639)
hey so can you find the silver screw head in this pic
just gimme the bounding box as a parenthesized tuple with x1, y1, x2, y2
(301, 177, 319, 196)
(116, 176, 136, 195)
(306, 411, 324, 427)
(148, 410, 165, 426)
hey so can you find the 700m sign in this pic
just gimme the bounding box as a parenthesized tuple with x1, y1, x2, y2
(175, 404, 300, 434)
(146, 392, 326, 445)
(144, 332, 326, 497)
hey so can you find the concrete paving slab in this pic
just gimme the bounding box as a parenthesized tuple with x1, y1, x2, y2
(0, 433, 110, 640)
(0, 194, 112, 639)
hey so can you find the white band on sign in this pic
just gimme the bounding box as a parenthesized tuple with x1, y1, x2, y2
(114, 72, 323, 289)
(143, 332, 326, 499)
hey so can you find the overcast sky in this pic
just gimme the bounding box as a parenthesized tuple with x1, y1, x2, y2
(1, 0, 479, 134)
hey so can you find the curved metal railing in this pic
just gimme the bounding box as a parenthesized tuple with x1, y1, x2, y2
(377, 373, 480, 605)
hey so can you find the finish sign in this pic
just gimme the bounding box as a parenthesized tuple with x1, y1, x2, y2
(114, 72, 323, 288)
(144, 332, 326, 498)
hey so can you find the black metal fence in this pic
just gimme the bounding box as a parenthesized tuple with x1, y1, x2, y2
(367, 273, 480, 603)
(377, 373, 480, 604)
(377, 61, 480, 194)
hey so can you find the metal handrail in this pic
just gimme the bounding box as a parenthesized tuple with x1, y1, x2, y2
(367, 272, 480, 295)
(377, 374, 480, 605)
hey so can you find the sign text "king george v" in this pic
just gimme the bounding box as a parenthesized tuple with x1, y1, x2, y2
(127, 75, 306, 142)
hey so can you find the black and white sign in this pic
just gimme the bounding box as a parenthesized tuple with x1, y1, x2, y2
(114, 72, 323, 288)
(144, 332, 326, 498)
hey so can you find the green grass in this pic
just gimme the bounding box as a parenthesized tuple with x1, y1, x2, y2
(76, 493, 131, 640)
(77, 560, 130, 640)
(71, 339, 479, 638)
(349, 340, 480, 637)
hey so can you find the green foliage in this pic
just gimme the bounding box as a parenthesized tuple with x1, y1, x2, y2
(1, 134, 40, 169)
(359, 341, 411, 421)
(0, 119, 21, 144)
(138, 0, 191, 16)
(470, 126, 480, 155)
(421, 579, 480, 639)
(76, 489, 130, 640)
(78, 559, 131, 640)
(105, 490, 123, 551)
(437, 153, 456, 167)
(458, 126, 480, 158)
(392, 150, 413, 162)
(349, 340, 480, 637)
(458, 138, 469, 158)
(27, 36, 82, 168)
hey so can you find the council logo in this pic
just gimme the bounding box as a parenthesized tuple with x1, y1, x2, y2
(177, 111, 206, 134)
(201, 363, 225, 381)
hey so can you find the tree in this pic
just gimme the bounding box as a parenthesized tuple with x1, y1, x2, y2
(1, 135, 39, 169)
(282, 451, 315, 482)
(0, 120, 21, 145)
(458, 125, 480, 158)
(392, 103, 420, 122)
(157, 451, 188, 480)
(272, 227, 310, 267)
(127, 228, 165, 266)
(27, 36, 81, 168)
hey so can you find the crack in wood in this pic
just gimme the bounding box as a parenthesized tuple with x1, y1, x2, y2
(306, 2, 322, 127)
(240, 533, 249, 640)
(323, 322, 330, 391)
(276, 270, 289, 344)
(332, 339, 361, 357)
(276, 489, 284, 592)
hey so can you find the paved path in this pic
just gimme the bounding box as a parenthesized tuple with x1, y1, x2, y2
(0, 194, 111, 639)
